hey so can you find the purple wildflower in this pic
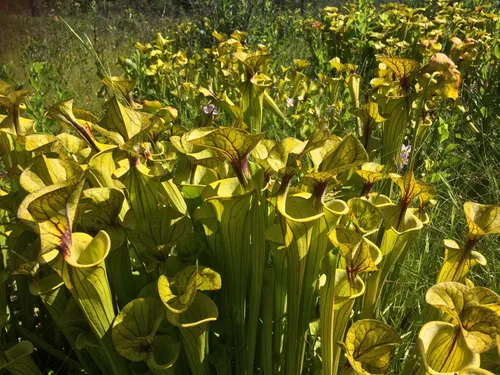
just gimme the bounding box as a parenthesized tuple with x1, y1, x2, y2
(202, 103, 218, 119)
(398, 144, 411, 169)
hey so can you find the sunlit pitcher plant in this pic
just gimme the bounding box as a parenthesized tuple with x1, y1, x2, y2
(0, 49, 499, 375)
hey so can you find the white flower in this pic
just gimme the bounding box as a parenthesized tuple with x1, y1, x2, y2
(286, 97, 294, 108)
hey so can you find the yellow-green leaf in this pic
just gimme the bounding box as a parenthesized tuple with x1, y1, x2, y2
(21, 178, 84, 256)
(347, 198, 382, 234)
(426, 282, 479, 323)
(437, 239, 487, 283)
(464, 202, 500, 239)
(263, 91, 290, 126)
(252, 139, 277, 176)
(158, 269, 197, 313)
(267, 137, 306, 173)
(186, 127, 264, 167)
(79, 188, 124, 228)
(88, 146, 125, 189)
(319, 134, 368, 173)
(377, 56, 420, 81)
(418, 321, 479, 374)
(111, 297, 165, 362)
(460, 305, 500, 353)
(78, 187, 126, 248)
(320, 269, 365, 374)
(329, 228, 382, 273)
(24, 133, 58, 152)
(166, 292, 218, 328)
(122, 161, 159, 221)
(172, 265, 221, 292)
(377, 95, 410, 167)
(46, 99, 101, 152)
(52, 231, 115, 339)
(160, 180, 188, 216)
(340, 319, 401, 375)
(302, 126, 333, 155)
(356, 162, 389, 187)
(391, 170, 434, 206)
(355, 103, 385, 132)
(99, 97, 160, 143)
(20, 155, 84, 193)
(378, 203, 423, 234)
(128, 206, 191, 259)
(191, 265, 222, 291)
(473, 287, 500, 307)
(102, 76, 136, 102)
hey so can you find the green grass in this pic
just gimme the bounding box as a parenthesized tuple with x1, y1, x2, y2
(0, 13, 168, 114)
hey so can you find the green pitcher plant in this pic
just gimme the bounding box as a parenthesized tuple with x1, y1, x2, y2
(1, 21, 500, 373)
(417, 282, 500, 375)
(437, 203, 500, 284)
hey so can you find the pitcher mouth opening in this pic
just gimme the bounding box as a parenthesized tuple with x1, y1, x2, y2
(63, 231, 110, 268)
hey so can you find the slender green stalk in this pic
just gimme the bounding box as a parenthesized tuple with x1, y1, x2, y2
(319, 250, 338, 375)
(261, 268, 274, 375)
(60, 17, 110, 77)
(245, 192, 266, 374)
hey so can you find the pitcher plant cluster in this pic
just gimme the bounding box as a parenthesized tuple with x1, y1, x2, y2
(1, 2, 500, 375)
(122, 0, 500, 142)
